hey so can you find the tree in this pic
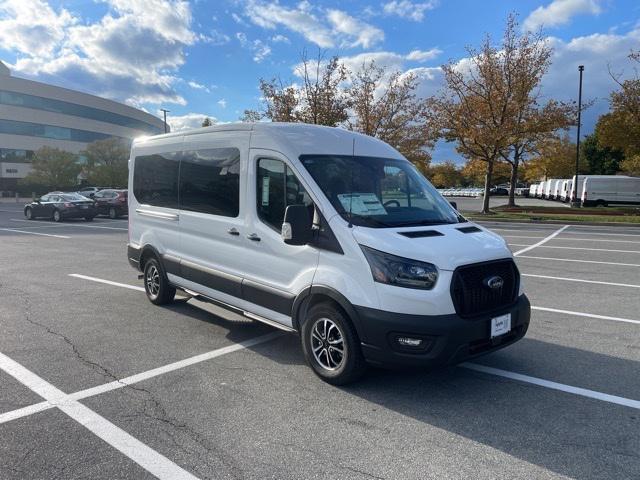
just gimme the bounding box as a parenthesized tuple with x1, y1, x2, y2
(347, 61, 436, 170)
(202, 117, 214, 127)
(461, 159, 512, 186)
(427, 160, 464, 187)
(598, 51, 640, 159)
(432, 19, 518, 213)
(620, 154, 640, 176)
(524, 134, 586, 182)
(83, 137, 131, 187)
(22, 147, 80, 190)
(580, 133, 623, 175)
(251, 77, 299, 122)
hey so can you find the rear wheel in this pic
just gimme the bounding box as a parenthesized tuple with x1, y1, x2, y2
(25, 207, 34, 220)
(301, 302, 366, 385)
(108, 207, 118, 219)
(84, 216, 94, 222)
(52, 209, 62, 222)
(143, 257, 176, 305)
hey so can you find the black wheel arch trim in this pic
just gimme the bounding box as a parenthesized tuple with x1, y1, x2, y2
(292, 285, 365, 340)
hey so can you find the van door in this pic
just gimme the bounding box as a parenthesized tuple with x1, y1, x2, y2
(240, 150, 320, 326)
(176, 131, 250, 303)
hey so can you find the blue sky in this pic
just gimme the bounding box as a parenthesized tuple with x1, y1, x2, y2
(1, 0, 639, 163)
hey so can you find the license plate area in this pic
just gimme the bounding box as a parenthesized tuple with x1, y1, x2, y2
(490, 313, 511, 338)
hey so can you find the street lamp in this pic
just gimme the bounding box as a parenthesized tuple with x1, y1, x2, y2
(160, 108, 170, 133)
(572, 65, 584, 207)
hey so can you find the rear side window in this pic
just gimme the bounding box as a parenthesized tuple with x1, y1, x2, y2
(179, 148, 240, 217)
(133, 152, 180, 208)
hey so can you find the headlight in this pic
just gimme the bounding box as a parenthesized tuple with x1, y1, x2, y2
(360, 245, 438, 290)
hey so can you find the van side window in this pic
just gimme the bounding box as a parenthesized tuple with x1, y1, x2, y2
(257, 158, 312, 230)
(133, 152, 180, 208)
(180, 148, 240, 217)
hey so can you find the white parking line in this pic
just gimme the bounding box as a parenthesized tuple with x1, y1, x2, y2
(10, 218, 127, 231)
(0, 351, 200, 480)
(512, 225, 570, 256)
(69, 273, 145, 292)
(517, 255, 640, 267)
(510, 244, 640, 254)
(0, 228, 70, 239)
(462, 363, 640, 410)
(503, 235, 640, 244)
(532, 306, 640, 326)
(491, 227, 640, 238)
(523, 273, 640, 288)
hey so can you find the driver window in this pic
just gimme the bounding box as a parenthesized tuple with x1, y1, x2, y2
(40, 195, 50, 202)
(257, 158, 312, 231)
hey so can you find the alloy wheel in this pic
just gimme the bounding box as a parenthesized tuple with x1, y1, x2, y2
(311, 318, 345, 371)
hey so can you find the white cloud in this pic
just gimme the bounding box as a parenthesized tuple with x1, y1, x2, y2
(271, 34, 290, 43)
(406, 48, 442, 62)
(202, 29, 231, 46)
(243, 1, 384, 49)
(167, 112, 217, 131)
(523, 0, 602, 31)
(327, 9, 384, 49)
(217, 99, 227, 108)
(236, 32, 272, 63)
(188, 81, 210, 92)
(1, 0, 212, 107)
(382, 1, 437, 22)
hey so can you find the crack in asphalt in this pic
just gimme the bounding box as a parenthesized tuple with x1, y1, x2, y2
(0, 282, 244, 480)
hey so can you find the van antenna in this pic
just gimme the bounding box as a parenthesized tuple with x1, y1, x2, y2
(348, 138, 355, 228)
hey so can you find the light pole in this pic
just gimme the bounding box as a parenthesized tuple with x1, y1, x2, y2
(572, 65, 584, 207)
(160, 108, 170, 133)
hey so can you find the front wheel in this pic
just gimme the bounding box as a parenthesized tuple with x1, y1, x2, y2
(301, 302, 366, 385)
(52, 209, 62, 222)
(143, 257, 176, 305)
(25, 207, 34, 220)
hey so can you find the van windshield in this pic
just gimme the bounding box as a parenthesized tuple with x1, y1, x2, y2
(299, 155, 464, 228)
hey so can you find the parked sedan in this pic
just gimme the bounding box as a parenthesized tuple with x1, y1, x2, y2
(24, 193, 97, 222)
(489, 187, 509, 196)
(94, 189, 128, 218)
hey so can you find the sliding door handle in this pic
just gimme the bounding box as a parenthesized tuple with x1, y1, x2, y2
(227, 228, 240, 236)
(247, 233, 261, 242)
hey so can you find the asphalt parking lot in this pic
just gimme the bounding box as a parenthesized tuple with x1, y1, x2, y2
(0, 202, 638, 480)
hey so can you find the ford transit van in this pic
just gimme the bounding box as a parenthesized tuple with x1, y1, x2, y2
(127, 123, 530, 384)
(581, 176, 639, 206)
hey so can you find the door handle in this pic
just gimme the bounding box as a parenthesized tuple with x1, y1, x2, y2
(247, 233, 261, 242)
(227, 228, 240, 236)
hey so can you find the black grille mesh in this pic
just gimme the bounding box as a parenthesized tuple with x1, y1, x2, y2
(451, 260, 518, 317)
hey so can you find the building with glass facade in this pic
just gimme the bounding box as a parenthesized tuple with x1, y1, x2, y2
(0, 61, 165, 193)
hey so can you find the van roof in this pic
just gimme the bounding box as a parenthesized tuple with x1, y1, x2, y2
(132, 122, 402, 159)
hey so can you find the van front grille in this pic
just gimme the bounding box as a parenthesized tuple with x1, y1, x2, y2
(451, 259, 519, 317)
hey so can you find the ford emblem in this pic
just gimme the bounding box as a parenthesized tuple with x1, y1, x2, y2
(484, 275, 504, 290)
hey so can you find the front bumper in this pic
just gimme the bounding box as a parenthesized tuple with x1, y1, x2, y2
(356, 294, 530, 368)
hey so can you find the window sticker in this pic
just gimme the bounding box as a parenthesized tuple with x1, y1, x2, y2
(337, 193, 387, 216)
(261, 176, 270, 206)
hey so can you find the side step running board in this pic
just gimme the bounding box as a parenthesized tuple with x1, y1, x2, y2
(179, 288, 297, 333)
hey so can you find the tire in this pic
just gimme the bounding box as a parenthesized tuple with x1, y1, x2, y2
(143, 257, 176, 305)
(108, 207, 118, 219)
(52, 209, 62, 222)
(84, 216, 94, 222)
(301, 302, 367, 385)
(25, 207, 34, 220)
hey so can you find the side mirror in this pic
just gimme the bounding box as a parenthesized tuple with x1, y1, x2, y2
(282, 204, 312, 245)
(449, 201, 457, 210)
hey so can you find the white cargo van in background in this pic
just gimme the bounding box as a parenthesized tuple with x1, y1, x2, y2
(581, 176, 640, 206)
(127, 123, 530, 385)
(542, 179, 563, 199)
(569, 175, 630, 204)
(529, 184, 538, 198)
(550, 179, 567, 201)
(559, 180, 572, 202)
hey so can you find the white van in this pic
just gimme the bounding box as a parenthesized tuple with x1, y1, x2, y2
(536, 181, 546, 198)
(529, 184, 538, 198)
(569, 175, 630, 203)
(550, 179, 566, 201)
(581, 176, 640, 207)
(127, 123, 530, 384)
(559, 180, 571, 202)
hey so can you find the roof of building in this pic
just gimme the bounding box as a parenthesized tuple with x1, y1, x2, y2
(0, 61, 10, 76)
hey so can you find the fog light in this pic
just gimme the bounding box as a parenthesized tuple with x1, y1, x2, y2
(396, 337, 423, 347)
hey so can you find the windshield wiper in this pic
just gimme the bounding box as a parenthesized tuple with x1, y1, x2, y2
(390, 219, 455, 228)
(341, 214, 393, 228)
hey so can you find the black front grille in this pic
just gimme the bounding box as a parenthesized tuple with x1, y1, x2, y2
(451, 259, 519, 317)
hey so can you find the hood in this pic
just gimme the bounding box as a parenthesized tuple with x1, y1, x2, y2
(352, 222, 512, 271)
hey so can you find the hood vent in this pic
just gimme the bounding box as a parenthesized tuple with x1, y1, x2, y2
(457, 226, 481, 234)
(399, 230, 444, 238)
